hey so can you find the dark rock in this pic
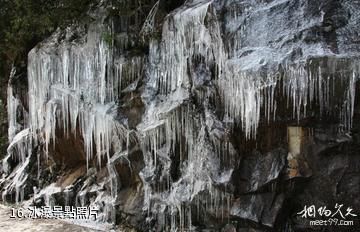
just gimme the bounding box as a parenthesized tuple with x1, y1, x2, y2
(231, 193, 285, 227)
(232, 148, 286, 194)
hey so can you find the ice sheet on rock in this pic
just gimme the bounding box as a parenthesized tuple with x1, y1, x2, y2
(6, 129, 31, 164)
(107, 146, 136, 200)
(224, 0, 329, 59)
(35, 183, 62, 206)
(3, 127, 32, 206)
(75, 180, 116, 223)
(2, 153, 31, 204)
(139, 88, 189, 133)
(205, 109, 237, 173)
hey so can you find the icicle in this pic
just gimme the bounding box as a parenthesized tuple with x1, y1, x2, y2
(7, 84, 20, 142)
(27, 23, 141, 170)
(219, 66, 278, 138)
(5, 130, 32, 180)
(220, 59, 359, 138)
(340, 71, 357, 130)
(148, 0, 224, 94)
(3, 139, 32, 204)
(140, 0, 160, 40)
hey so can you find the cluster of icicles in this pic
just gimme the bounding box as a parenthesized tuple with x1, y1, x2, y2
(4, 23, 144, 205)
(3, 68, 32, 203)
(141, 0, 359, 230)
(27, 27, 144, 167)
(3, 0, 359, 230)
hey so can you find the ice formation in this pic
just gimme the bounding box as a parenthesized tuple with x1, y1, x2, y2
(220, 59, 360, 138)
(2, 0, 360, 231)
(139, 0, 359, 229)
(7, 84, 20, 142)
(7, 67, 29, 141)
(3, 125, 31, 204)
(282, 60, 359, 130)
(138, 1, 235, 230)
(27, 24, 142, 165)
(148, 0, 224, 94)
(2, 67, 32, 204)
(219, 1, 360, 138)
(139, 103, 233, 230)
(4, 15, 149, 222)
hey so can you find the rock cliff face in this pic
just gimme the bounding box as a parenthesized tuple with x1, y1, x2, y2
(1, 0, 360, 231)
